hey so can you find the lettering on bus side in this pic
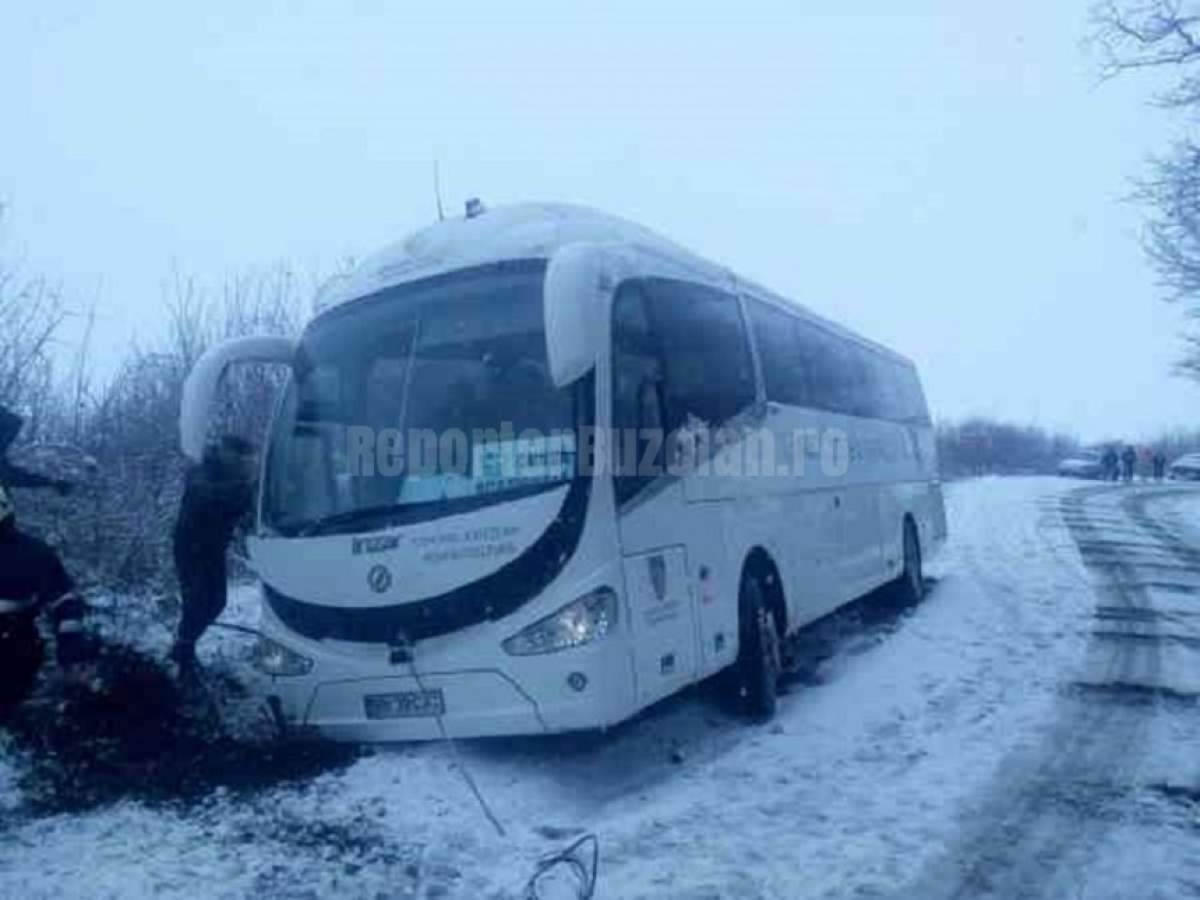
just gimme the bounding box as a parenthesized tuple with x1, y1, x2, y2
(409, 525, 521, 564)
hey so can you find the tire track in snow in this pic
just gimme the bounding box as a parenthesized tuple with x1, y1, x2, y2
(904, 483, 1200, 900)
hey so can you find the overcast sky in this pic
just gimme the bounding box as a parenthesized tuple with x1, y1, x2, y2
(2, 1, 1196, 442)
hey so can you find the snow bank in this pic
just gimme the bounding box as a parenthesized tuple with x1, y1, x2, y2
(1167, 487, 1200, 540)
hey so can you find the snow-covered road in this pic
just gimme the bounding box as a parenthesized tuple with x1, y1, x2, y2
(2, 477, 1199, 899)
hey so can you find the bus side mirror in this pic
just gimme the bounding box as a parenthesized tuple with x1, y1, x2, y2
(180, 335, 296, 462)
(544, 242, 612, 388)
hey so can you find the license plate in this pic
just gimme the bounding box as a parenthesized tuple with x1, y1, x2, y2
(363, 688, 445, 720)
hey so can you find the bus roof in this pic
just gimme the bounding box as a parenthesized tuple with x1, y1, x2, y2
(316, 203, 712, 308)
(316, 202, 911, 367)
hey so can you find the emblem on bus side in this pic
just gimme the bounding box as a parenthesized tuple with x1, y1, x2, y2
(368, 564, 393, 594)
(648, 555, 667, 601)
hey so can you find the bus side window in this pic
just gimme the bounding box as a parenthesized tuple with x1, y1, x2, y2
(612, 282, 666, 503)
(872, 356, 904, 422)
(902, 365, 932, 424)
(797, 322, 850, 415)
(843, 344, 883, 419)
(644, 279, 756, 432)
(747, 298, 810, 407)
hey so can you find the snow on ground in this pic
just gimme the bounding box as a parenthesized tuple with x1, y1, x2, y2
(1166, 483, 1200, 540)
(2, 477, 1198, 899)
(0, 733, 25, 815)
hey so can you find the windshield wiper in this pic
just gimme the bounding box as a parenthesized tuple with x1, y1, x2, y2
(295, 503, 409, 537)
(289, 479, 573, 538)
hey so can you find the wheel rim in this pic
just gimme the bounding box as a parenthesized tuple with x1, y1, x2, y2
(759, 606, 781, 680)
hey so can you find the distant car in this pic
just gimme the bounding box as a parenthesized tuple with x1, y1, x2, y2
(1168, 453, 1200, 481)
(1057, 449, 1105, 479)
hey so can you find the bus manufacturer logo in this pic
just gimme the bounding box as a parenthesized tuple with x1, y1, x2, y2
(367, 564, 393, 594)
(353, 534, 400, 555)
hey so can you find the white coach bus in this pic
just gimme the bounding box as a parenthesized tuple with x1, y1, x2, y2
(181, 203, 947, 741)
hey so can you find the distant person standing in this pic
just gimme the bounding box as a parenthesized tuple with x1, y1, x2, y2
(171, 436, 257, 673)
(1121, 445, 1137, 483)
(1153, 450, 1167, 482)
(1102, 445, 1119, 482)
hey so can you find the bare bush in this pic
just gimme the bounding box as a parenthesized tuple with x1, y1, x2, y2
(13, 265, 308, 605)
(937, 418, 1082, 478)
(0, 254, 68, 431)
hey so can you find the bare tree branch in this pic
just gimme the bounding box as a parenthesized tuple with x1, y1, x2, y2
(1092, 1, 1200, 377)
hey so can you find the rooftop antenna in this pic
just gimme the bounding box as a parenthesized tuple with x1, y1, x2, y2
(433, 160, 445, 222)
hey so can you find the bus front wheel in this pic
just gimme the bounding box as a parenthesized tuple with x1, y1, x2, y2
(727, 573, 781, 722)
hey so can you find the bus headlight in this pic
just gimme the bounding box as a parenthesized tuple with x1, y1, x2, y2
(252, 636, 314, 676)
(501, 587, 618, 656)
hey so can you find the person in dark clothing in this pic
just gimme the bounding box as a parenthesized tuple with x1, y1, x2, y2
(1153, 451, 1167, 482)
(0, 486, 87, 718)
(171, 436, 257, 669)
(1101, 446, 1119, 482)
(1121, 445, 1137, 483)
(0, 405, 73, 495)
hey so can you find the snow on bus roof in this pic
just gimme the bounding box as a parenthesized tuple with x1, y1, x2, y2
(314, 202, 910, 366)
(315, 202, 712, 310)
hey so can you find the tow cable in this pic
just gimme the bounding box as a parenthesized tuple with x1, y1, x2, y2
(522, 832, 600, 900)
(389, 633, 508, 837)
(215, 620, 602, 898)
(395, 634, 601, 899)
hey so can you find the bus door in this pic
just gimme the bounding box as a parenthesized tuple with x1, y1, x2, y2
(648, 278, 759, 673)
(621, 543, 697, 706)
(611, 280, 704, 702)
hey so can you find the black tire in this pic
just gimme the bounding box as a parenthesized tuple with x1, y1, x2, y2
(727, 573, 782, 722)
(891, 519, 924, 606)
(0, 615, 45, 721)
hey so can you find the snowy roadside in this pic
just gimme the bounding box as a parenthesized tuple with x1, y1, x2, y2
(1165, 484, 1200, 541)
(0, 478, 1108, 898)
(587, 476, 1099, 898)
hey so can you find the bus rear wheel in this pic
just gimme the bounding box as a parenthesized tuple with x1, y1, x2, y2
(727, 573, 781, 722)
(891, 519, 924, 606)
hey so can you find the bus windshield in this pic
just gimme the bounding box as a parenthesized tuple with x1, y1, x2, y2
(263, 260, 584, 537)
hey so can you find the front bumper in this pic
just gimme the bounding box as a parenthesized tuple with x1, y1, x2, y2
(289, 669, 545, 741)
(260, 641, 635, 742)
